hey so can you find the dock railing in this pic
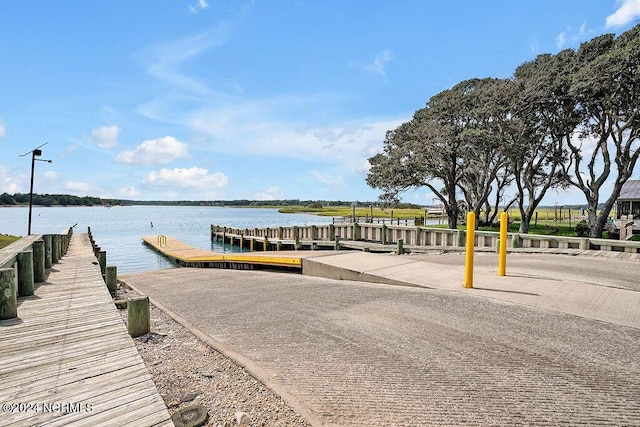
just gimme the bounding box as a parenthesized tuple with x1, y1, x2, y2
(211, 223, 640, 254)
(0, 227, 74, 320)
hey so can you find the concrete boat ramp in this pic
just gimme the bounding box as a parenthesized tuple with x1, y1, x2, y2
(128, 235, 640, 426)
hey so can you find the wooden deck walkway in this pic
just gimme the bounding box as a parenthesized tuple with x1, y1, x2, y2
(0, 233, 173, 427)
(142, 235, 311, 269)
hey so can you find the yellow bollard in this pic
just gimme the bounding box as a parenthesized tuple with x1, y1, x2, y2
(498, 212, 508, 276)
(464, 212, 475, 288)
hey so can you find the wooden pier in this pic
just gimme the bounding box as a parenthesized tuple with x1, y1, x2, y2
(0, 233, 172, 427)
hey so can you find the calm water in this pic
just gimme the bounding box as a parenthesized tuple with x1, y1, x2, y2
(0, 206, 334, 273)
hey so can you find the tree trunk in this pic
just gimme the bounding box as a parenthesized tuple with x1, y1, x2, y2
(446, 208, 458, 229)
(591, 192, 618, 238)
(518, 210, 530, 234)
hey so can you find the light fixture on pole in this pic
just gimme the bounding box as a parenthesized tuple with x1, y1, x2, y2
(19, 142, 52, 235)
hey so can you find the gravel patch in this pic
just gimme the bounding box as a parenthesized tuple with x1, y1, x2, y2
(116, 283, 311, 427)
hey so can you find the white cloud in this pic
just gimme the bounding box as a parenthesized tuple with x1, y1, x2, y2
(364, 50, 392, 76)
(310, 171, 343, 186)
(607, 0, 640, 28)
(556, 32, 567, 49)
(556, 24, 593, 50)
(530, 39, 539, 53)
(188, 106, 403, 174)
(116, 136, 189, 165)
(43, 171, 60, 180)
(140, 26, 229, 97)
(64, 181, 91, 194)
(250, 186, 284, 200)
(0, 122, 5, 138)
(143, 167, 228, 190)
(118, 186, 140, 197)
(90, 125, 120, 148)
(189, 0, 209, 13)
(0, 165, 24, 193)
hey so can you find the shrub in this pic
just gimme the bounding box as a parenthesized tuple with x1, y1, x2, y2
(575, 220, 590, 237)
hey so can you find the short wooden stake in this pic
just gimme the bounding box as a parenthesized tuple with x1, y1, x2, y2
(17, 251, 34, 297)
(127, 296, 150, 338)
(105, 265, 118, 296)
(396, 238, 404, 255)
(0, 268, 17, 320)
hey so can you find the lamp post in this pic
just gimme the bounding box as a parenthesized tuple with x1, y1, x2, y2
(20, 143, 52, 235)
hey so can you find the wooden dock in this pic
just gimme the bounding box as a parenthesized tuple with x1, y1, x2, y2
(142, 235, 311, 269)
(0, 233, 173, 427)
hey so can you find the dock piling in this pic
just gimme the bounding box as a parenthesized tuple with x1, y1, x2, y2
(0, 268, 17, 319)
(17, 250, 34, 297)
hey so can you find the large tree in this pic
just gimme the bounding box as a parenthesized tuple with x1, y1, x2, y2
(507, 50, 577, 233)
(564, 25, 640, 238)
(367, 78, 511, 229)
(367, 109, 465, 229)
(452, 78, 512, 226)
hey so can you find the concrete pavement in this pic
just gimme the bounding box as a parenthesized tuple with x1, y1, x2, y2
(302, 251, 640, 328)
(122, 251, 640, 426)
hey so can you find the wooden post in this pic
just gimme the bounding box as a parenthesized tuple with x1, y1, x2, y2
(353, 223, 361, 241)
(33, 239, 45, 282)
(456, 230, 465, 247)
(311, 225, 318, 240)
(51, 234, 61, 263)
(44, 234, 52, 268)
(334, 236, 340, 250)
(263, 236, 268, 251)
(98, 251, 107, 275)
(396, 238, 404, 255)
(106, 266, 118, 296)
(381, 224, 387, 245)
(294, 226, 300, 250)
(329, 224, 335, 240)
(17, 250, 34, 297)
(0, 268, 17, 320)
(127, 296, 150, 338)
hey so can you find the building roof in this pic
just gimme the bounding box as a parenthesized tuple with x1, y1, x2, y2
(618, 179, 640, 200)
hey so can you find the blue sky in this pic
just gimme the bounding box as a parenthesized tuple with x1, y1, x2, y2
(1, 1, 639, 204)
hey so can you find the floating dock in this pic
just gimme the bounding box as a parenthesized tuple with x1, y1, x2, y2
(142, 235, 313, 270)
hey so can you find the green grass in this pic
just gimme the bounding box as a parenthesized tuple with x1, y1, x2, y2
(0, 235, 20, 249)
(479, 221, 579, 237)
(278, 206, 425, 219)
